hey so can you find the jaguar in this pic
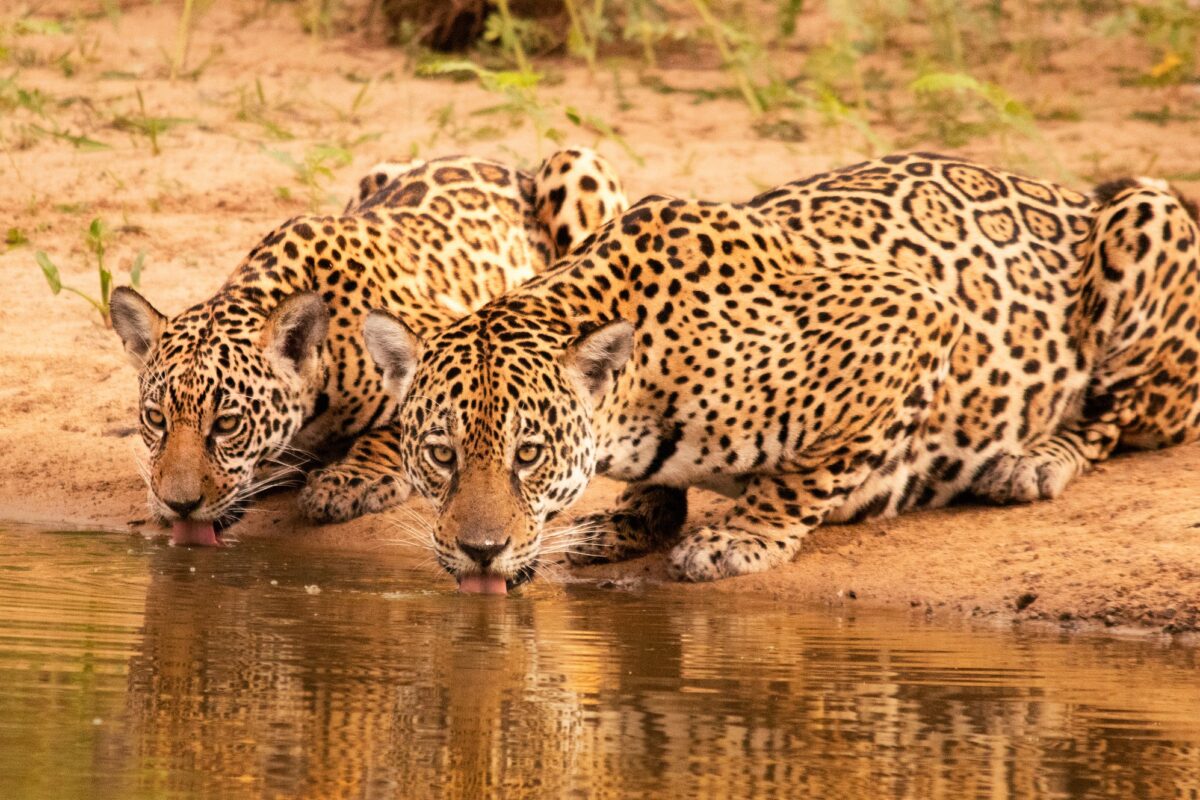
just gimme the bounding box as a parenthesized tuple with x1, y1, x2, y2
(362, 152, 1200, 590)
(109, 148, 627, 544)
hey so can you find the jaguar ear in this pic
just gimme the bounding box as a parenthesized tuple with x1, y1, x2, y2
(564, 319, 634, 398)
(260, 292, 329, 381)
(110, 286, 166, 369)
(363, 309, 423, 402)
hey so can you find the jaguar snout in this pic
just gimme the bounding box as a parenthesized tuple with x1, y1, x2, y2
(163, 496, 203, 519)
(459, 538, 512, 568)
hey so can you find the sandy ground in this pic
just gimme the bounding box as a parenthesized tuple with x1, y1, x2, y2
(2, 2, 1200, 636)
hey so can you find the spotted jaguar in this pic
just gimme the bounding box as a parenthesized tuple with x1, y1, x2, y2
(362, 152, 1200, 589)
(110, 149, 627, 544)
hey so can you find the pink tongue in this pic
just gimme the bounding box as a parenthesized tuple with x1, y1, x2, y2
(457, 574, 508, 595)
(171, 520, 221, 547)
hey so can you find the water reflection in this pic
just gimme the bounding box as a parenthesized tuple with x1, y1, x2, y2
(0, 528, 1198, 800)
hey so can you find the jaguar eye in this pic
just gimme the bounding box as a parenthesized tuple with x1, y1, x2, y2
(144, 407, 166, 430)
(213, 414, 240, 435)
(515, 443, 543, 466)
(427, 444, 456, 467)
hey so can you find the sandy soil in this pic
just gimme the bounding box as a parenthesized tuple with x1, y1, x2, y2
(2, 2, 1200, 636)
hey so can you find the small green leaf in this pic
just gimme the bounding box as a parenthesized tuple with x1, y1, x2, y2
(86, 218, 107, 269)
(309, 143, 352, 167)
(30, 125, 112, 150)
(36, 251, 62, 294)
(777, 0, 804, 37)
(16, 18, 67, 35)
(416, 59, 484, 80)
(99, 265, 112, 306)
(130, 250, 146, 288)
(6, 228, 29, 247)
(71, 134, 111, 151)
(488, 69, 540, 90)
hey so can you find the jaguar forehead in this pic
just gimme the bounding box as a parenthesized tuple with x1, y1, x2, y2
(422, 326, 545, 432)
(152, 358, 223, 413)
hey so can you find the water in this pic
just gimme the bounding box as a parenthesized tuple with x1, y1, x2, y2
(0, 527, 1197, 800)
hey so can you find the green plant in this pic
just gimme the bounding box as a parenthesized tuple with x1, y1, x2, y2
(234, 78, 297, 141)
(297, 0, 344, 39)
(320, 79, 372, 123)
(688, 0, 765, 115)
(483, 0, 554, 68)
(562, 0, 599, 69)
(564, 106, 643, 166)
(909, 71, 1037, 147)
(264, 142, 354, 210)
(418, 58, 564, 155)
(671, 0, 885, 152)
(170, 0, 196, 80)
(5, 17, 68, 37)
(0, 16, 67, 67)
(622, 0, 673, 67)
(28, 124, 110, 150)
(1, 69, 112, 151)
(36, 218, 146, 325)
(1101, 1, 1200, 84)
(419, 50, 644, 164)
(112, 88, 193, 155)
(1129, 106, 1198, 126)
(6, 227, 29, 248)
(921, 0, 967, 69)
(777, 0, 805, 37)
(562, 0, 645, 70)
(0, 75, 51, 117)
(165, 0, 219, 80)
(811, 88, 890, 154)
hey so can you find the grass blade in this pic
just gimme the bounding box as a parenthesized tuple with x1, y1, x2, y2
(36, 251, 62, 294)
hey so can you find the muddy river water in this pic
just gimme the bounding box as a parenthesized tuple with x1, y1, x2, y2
(0, 526, 1197, 799)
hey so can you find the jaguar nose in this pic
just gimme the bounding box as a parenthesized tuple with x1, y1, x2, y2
(164, 496, 203, 518)
(459, 538, 511, 567)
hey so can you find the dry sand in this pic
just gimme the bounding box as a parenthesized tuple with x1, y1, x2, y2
(2, 2, 1199, 636)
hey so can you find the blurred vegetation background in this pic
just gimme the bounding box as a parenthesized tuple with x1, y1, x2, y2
(328, 0, 1197, 174)
(2, 0, 1198, 216)
(7, 2, 1200, 161)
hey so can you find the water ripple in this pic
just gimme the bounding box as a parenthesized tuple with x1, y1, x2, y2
(0, 526, 1197, 800)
